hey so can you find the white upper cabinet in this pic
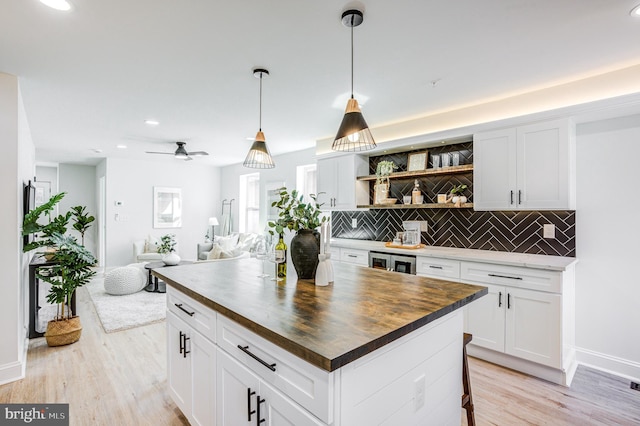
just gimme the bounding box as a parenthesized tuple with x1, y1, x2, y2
(316, 154, 369, 210)
(474, 118, 575, 210)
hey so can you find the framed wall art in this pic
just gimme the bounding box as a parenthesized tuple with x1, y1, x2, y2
(407, 151, 428, 171)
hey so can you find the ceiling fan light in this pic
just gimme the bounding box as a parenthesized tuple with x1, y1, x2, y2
(244, 131, 275, 169)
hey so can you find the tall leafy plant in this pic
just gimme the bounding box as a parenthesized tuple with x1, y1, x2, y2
(70, 205, 95, 246)
(22, 192, 69, 252)
(268, 188, 327, 235)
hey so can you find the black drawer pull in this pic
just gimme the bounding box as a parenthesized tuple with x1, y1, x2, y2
(510, 190, 514, 205)
(347, 254, 358, 258)
(238, 345, 276, 372)
(179, 331, 185, 355)
(498, 291, 502, 307)
(257, 395, 266, 425)
(429, 265, 443, 269)
(175, 303, 195, 316)
(508, 293, 512, 309)
(488, 273, 523, 280)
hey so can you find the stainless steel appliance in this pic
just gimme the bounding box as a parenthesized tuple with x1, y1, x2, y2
(368, 251, 416, 274)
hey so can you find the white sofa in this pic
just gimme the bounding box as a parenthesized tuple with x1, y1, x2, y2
(133, 240, 163, 263)
(196, 232, 260, 261)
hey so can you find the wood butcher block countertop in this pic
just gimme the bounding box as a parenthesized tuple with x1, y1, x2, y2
(154, 258, 487, 372)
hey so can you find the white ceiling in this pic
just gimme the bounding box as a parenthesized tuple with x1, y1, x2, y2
(2, 0, 640, 167)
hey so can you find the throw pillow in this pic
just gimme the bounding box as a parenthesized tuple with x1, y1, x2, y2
(144, 235, 159, 253)
(220, 247, 244, 259)
(214, 234, 239, 251)
(207, 244, 223, 260)
(237, 233, 258, 252)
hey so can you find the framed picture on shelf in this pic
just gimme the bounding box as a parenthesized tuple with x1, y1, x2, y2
(407, 151, 428, 171)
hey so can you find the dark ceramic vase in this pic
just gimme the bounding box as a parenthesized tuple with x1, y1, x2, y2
(290, 229, 320, 279)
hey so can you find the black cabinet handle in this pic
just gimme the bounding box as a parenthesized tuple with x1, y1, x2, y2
(175, 303, 195, 317)
(256, 395, 266, 425)
(247, 388, 256, 421)
(183, 334, 190, 358)
(179, 331, 185, 355)
(498, 292, 502, 307)
(507, 293, 511, 309)
(238, 345, 276, 372)
(347, 254, 357, 258)
(429, 265, 443, 269)
(518, 190, 522, 205)
(510, 190, 514, 205)
(488, 273, 523, 280)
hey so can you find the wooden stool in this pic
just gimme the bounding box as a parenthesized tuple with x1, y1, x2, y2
(462, 332, 476, 426)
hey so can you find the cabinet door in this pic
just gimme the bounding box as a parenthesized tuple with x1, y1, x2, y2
(517, 119, 573, 210)
(473, 128, 517, 210)
(217, 349, 261, 426)
(191, 332, 217, 426)
(463, 284, 505, 352)
(316, 155, 368, 210)
(505, 287, 562, 368)
(167, 312, 192, 417)
(316, 157, 338, 208)
(259, 382, 325, 426)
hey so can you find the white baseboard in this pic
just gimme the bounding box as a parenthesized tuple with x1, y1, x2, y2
(575, 346, 640, 382)
(0, 337, 28, 386)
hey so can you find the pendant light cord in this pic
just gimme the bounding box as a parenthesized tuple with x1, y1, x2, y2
(350, 15, 354, 99)
(259, 72, 263, 131)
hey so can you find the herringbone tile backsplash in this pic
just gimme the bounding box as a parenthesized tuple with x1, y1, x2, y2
(332, 209, 576, 257)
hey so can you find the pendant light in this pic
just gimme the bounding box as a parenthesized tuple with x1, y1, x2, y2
(332, 9, 376, 152)
(244, 68, 276, 169)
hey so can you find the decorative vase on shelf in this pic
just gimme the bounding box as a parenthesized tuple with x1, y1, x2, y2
(290, 229, 320, 279)
(374, 183, 389, 205)
(162, 251, 181, 266)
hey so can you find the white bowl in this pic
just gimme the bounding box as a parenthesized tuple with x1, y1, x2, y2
(380, 198, 398, 205)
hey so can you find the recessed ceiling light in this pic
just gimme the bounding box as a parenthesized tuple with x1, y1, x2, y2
(116, 144, 127, 149)
(39, 0, 72, 11)
(144, 119, 159, 126)
(631, 4, 640, 16)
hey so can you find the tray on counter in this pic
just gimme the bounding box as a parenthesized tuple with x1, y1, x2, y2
(384, 242, 426, 249)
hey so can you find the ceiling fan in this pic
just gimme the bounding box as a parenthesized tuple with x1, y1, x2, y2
(145, 141, 209, 161)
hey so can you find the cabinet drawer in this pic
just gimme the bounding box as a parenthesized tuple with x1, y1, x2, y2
(216, 315, 332, 424)
(167, 287, 216, 343)
(340, 248, 368, 266)
(460, 261, 561, 293)
(416, 257, 460, 280)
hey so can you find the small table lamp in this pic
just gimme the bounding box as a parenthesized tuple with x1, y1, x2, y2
(209, 217, 219, 242)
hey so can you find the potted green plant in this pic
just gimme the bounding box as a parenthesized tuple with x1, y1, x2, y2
(268, 188, 327, 279)
(22, 192, 97, 346)
(374, 160, 397, 204)
(70, 205, 95, 246)
(158, 233, 180, 265)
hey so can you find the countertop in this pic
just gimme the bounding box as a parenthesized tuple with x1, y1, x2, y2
(331, 238, 577, 271)
(154, 258, 487, 372)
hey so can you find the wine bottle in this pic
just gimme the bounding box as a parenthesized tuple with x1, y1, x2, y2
(275, 233, 287, 278)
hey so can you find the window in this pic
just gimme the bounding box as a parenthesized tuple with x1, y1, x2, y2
(296, 164, 317, 202)
(239, 173, 260, 233)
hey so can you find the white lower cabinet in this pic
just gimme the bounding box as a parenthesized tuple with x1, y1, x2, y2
(217, 349, 324, 426)
(167, 310, 217, 426)
(464, 284, 562, 368)
(460, 261, 575, 385)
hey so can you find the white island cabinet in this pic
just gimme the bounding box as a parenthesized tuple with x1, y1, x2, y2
(473, 118, 575, 210)
(158, 259, 485, 426)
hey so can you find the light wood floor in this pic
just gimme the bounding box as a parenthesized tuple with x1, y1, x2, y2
(1, 287, 638, 425)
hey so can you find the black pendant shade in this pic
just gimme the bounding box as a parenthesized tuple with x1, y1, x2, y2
(243, 130, 275, 169)
(244, 68, 275, 169)
(332, 9, 376, 152)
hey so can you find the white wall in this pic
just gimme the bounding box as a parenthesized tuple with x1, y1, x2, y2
(0, 73, 35, 384)
(59, 164, 98, 256)
(575, 114, 640, 380)
(105, 158, 220, 266)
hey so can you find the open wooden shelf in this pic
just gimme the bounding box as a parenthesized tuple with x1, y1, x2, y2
(356, 164, 473, 181)
(357, 203, 474, 210)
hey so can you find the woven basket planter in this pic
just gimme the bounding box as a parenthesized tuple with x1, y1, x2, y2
(44, 316, 82, 347)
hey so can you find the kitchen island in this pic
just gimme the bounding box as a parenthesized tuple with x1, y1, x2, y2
(155, 257, 486, 425)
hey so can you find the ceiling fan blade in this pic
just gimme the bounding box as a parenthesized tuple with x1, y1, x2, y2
(187, 151, 209, 156)
(145, 151, 175, 155)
